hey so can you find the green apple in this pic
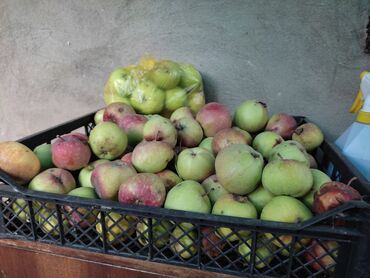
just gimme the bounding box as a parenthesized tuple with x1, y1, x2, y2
(170, 226, 197, 259)
(187, 84, 206, 113)
(132, 141, 174, 173)
(156, 169, 183, 192)
(215, 144, 264, 195)
(212, 194, 257, 241)
(147, 60, 182, 90)
(201, 175, 228, 205)
(252, 131, 284, 159)
(176, 147, 215, 182)
(11, 198, 29, 222)
(165, 180, 211, 214)
(130, 80, 165, 114)
(68, 187, 98, 199)
(36, 207, 68, 237)
(234, 100, 269, 133)
(29, 168, 76, 194)
(261, 196, 312, 254)
(248, 186, 275, 214)
(33, 143, 54, 170)
(96, 212, 136, 245)
(238, 237, 276, 269)
(170, 107, 194, 122)
(174, 117, 203, 148)
(179, 63, 202, 89)
(103, 67, 138, 105)
(262, 159, 313, 197)
(268, 140, 310, 167)
(301, 169, 331, 209)
(165, 87, 187, 112)
(89, 122, 128, 160)
(78, 159, 109, 188)
(292, 123, 324, 151)
(137, 218, 172, 247)
(94, 109, 105, 125)
(198, 137, 213, 153)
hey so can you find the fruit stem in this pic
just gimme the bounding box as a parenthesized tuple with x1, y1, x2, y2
(347, 177, 358, 187)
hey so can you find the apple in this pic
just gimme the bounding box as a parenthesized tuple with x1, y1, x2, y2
(187, 85, 206, 113)
(64, 187, 98, 228)
(0, 142, 41, 185)
(143, 115, 177, 147)
(174, 117, 203, 147)
(215, 144, 264, 195)
(130, 80, 165, 114)
(132, 141, 174, 173)
(268, 140, 310, 167)
(52, 132, 91, 171)
(292, 123, 324, 151)
(261, 196, 312, 252)
(36, 207, 68, 237)
(170, 226, 197, 259)
(11, 198, 29, 222)
(179, 63, 202, 89)
(29, 168, 76, 194)
(156, 170, 183, 192)
(201, 227, 226, 257)
(262, 159, 313, 197)
(147, 60, 182, 90)
(252, 131, 284, 159)
(307, 153, 318, 169)
(212, 194, 257, 241)
(33, 143, 54, 170)
(94, 109, 105, 125)
(118, 173, 166, 207)
(91, 160, 136, 200)
(198, 137, 213, 153)
(164, 180, 211, 214)
(120, 114, 147, 146)
(103, 67, 138, 105)
(212, 127, 251, 154)
(238, 237, 276, 269)
(165, 87, 187, 112)
(234, 100, 269, 133)
(201, 175, 228, 205)
(137, 218, 172, 247)
(313, 181, 361, 214)
(78, 159, 109, 188)
(176, 147, 215, 182)
(96, 212, 136, 245)
(248, 186, 275, 214)
(232, 127, 253, 145)
(103, 102, 136, 128)
(121, 152, 133, 166)
(265, 113, 297, 139)
(170, 107, 194, 122)
(305, 240, 339, 272)
(196, 102, 232, 137)
(89, 122, 128, 160)
(301, 169, 331, 209)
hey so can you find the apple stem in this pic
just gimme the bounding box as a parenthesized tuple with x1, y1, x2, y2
(347, 177, 358, 187)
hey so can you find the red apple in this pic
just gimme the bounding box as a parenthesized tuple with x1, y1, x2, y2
(156, 169, 183, 192)
(103, 102, 136, 128)
(265, 113, 297, 139)
(212, 127, 251, 154)
(121, 152, 133, 166)
(52, 132, 91, 171)
(313, 181, 361, 214)
(118, 173, 166, 207)
(121, 114, 147, 146)
(196, 102, 232, 137)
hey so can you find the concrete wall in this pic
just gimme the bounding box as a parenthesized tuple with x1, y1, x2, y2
(0, 0, 369, 141)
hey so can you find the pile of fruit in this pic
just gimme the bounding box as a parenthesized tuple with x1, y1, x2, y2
(0, 58, 364, 271)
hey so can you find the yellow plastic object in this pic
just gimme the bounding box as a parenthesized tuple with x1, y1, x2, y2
(357, 111, 370, 124)
(349, 91, 364, 113)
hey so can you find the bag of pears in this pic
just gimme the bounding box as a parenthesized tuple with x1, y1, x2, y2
(103, 56, 205, 116)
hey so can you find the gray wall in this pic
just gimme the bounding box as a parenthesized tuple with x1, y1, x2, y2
(0, 0, 369, 141)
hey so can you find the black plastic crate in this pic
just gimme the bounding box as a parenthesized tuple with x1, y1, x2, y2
(0, 112, 369, 278)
